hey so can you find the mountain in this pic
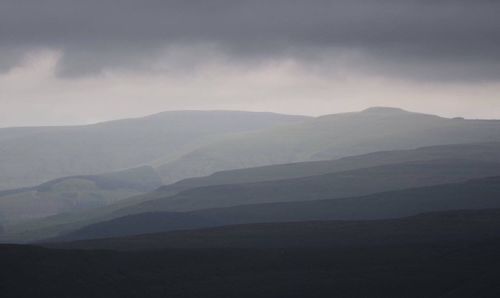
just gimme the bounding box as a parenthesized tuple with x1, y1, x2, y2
(158, 107, 500, 183)
(0, 166, 162, 225)
(57, 175, 500, 241)
(121, 159, 500, 214)
(4, 107, 500, 192)
(0, 111, 308, 190)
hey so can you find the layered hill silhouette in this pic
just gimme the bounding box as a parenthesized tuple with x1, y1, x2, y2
(118, 159, 500, 214)
(28, 210, 500, 296)
(56, 175, 500, 241)
(0, 111, 307, 190)
(4, 108, 500, 297)
(6, 109, 500, 243)
(6, 143, 500, 242)
(50, 208, 500, 250)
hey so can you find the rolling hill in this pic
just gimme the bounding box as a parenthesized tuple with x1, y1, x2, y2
(122, 159, 500, 214)
(159, 142, 500, 194)
(5, 107, 500, 193)
(0, 166, 162, 225)
(158, 107, 500, 183)
(57, 175, 500, 241)
(50, 208, 500, 250)
(0, 110, 308, 190)
(7, 157, 500, 242)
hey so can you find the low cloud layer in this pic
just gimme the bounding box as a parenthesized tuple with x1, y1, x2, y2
(0, 1, 499, 126)
(1, 0, 499, 80)
(1, 50, 500, 127)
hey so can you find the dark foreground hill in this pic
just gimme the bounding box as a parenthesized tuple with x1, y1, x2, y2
(4, 241, 500, 298)
(5, 209, 500, 297)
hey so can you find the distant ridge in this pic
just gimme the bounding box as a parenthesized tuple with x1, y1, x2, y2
(158, 109, 500, 184)
(361, 106, 412, 114)
(4, 107, 500, 191)
(0, 111, 308, 190)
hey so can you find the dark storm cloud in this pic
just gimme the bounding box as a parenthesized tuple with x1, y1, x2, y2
(1, 0, 499, 80)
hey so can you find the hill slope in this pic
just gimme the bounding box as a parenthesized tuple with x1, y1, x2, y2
(126, 159, 500, 214)
(58, 175, 500, 241)
(0, 111, 307, 190)
(158, 107, 500, 183)
(52, 208, 500, 250)
(0, 166, 162, 225)
(8, 157, 500, 243)
(160, 142, 500, 194)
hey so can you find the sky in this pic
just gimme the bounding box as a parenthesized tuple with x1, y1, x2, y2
(1, 0, 500, 127)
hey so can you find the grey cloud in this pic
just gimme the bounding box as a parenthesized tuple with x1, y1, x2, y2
(0, 47, 30, 73)
(1, 0, 499, 80)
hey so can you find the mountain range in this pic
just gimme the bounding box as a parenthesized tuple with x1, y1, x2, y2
(5, 141, 500, 242)
(53, 175, 500, 241)
(4, 108, 500, 297)
(4, 107, 500, 193)
(157, 107, 500, 182)
(49, 208, 500, 251)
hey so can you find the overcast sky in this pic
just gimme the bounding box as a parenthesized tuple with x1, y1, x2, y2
(1, 0, 500, 127)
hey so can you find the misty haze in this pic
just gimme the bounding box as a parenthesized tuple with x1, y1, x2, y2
(1, 1, 500, 297)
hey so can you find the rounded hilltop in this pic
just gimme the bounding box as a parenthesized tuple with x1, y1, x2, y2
(361, 107, 409, 114)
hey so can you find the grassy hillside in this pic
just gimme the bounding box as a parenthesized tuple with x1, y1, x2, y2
(160, 142, 500, 194)
(0, 111, 307, 190)
(158, 108, 500, 183)
(0, 166, 162, 225)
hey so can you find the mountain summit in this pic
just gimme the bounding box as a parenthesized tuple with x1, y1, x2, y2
(359, 107, 444, 120)
(361, 107, 411, 114)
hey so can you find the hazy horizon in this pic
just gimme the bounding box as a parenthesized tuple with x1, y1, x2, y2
(1, 105, 497, 129)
